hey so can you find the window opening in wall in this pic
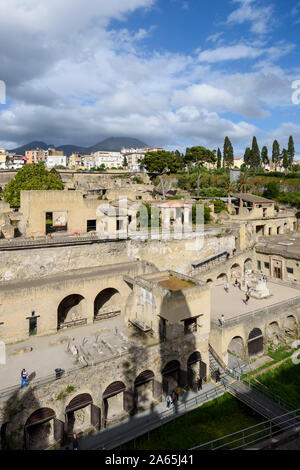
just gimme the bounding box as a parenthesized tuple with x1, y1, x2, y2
(257, 261, 261, 270)
(183, 316, 200, 335)
(87, 220, 96, 232)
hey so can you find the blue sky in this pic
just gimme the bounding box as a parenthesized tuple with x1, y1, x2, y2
(0, 0, 299, 157)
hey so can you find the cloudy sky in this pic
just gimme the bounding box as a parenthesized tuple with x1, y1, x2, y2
(0, 0, 299, 155)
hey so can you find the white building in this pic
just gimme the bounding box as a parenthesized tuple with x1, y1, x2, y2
(91, 151, 123, 169)
(6, 154, 25, 169)
(46, 154, 67, 168)
(83, 155, 96, 170)
(233, 158, 244, 169)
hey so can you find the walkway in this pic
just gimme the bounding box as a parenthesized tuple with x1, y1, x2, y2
(211, 281, 300, 322)
(62, 381, 224, 450)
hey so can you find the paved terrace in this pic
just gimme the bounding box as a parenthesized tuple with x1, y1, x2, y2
(211, 280, 300, 323)
(0, 316, 156, 391)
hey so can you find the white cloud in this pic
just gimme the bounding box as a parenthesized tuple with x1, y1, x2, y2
(226, 0, 274, 35)
(198, 44, 264, 62)
(0, 0, 298, 153)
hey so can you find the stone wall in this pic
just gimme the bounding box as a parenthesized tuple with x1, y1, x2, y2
(0, 332, 209, 449)
(0, 232, 236, 282)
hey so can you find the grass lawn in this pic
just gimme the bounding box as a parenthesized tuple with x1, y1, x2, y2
(252, 359, 300, 408)
(121, 394, 264, 450)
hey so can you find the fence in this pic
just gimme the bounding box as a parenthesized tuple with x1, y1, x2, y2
(189, 408, 300, 450)
(93, 386, 225, 450)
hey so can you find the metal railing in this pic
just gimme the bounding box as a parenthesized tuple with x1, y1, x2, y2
(212, 293, 300, 327)
(0, 363, 88, 400)
(243, 377, 299, 412)
(93, 386, 225, 450)
(189, 408, 300, 450)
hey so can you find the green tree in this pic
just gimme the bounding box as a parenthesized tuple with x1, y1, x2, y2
(263, 182, 280, 200)
(243, 147, 252, 167)
(261, 146, 269, 166)
(123, 155, 128, 168)
(184, 146, 216, 197)
(287, 136, 295, 168)
(251, 136, 261, 169)
(3, 163, 64, 207)
(272, 140, 280, 166)
(141, 150, 181, 199)
(50, 167, 62, 180)
(223, 136, 234, 169)
(174, 149, 185, 170)
(217, 148, 222, 169)
(282, 148, 289, 172)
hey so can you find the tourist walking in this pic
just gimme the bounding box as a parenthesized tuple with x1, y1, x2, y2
(175, 386, 180, 401)
(197, 376, 202, 391)
(72, 433, 78, 450)
(244, 293, 250, 305)
(215, 369, 221, 383)
(171, 390, 176, 405)
(224, 282, 230, 293)
(20, 368, 28, 388)
(166, 394, 172, 408)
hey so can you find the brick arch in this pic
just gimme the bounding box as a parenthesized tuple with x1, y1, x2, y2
(244, 258, 253, 271)
(247, 327, 264, 357)
(24, 407, 57, 450)
(227, 335, 246, 360)
(284, 315, 298, 335)
(57, 293, 86, 329)
(94, 288, 121, 320)
(216, 272, 228, 283)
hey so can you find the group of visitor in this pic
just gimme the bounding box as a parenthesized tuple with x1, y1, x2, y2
(166, 387, 181, 408)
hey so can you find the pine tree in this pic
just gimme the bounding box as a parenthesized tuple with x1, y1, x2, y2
(272, 140, 280, 166)
(261, 146, 269, 166)
(217, 148, 222, 169)
(251, 136, 261, 169)
(288, 136, 295, 167)
(223, 136, 234, 169)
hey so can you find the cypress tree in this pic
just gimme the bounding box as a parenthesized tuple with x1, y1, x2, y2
(244, 147, 252, 167)
(251, 136, 260, 169)
(282, 148, 289, 172)
(288, 136, 295, 167)
(223, 136, 234, 169)
(261, 146, 269, 166)
(217, 148, 222, 169)
(272, 140, 280, 166)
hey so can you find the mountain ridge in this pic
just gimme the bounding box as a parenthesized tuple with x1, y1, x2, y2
(8, 137, 149, 156)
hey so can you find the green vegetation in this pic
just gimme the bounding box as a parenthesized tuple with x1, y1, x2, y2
(3, 163, 64, 207)
(263, 182, 280, 200)
(192, 205, 211, 224)
(185, 146, 217, 197)
(90, 164, 106, 172)
(166, 195, 183, 200)
(56, 385, 75, 400)
(121, 394, 263, 450)
(211, 199, 228, 214)
(177, 171, 229, 194)
(251, 359, 300, 408)
(277, 192, 300, 209)
(132, 176, 144, 184)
